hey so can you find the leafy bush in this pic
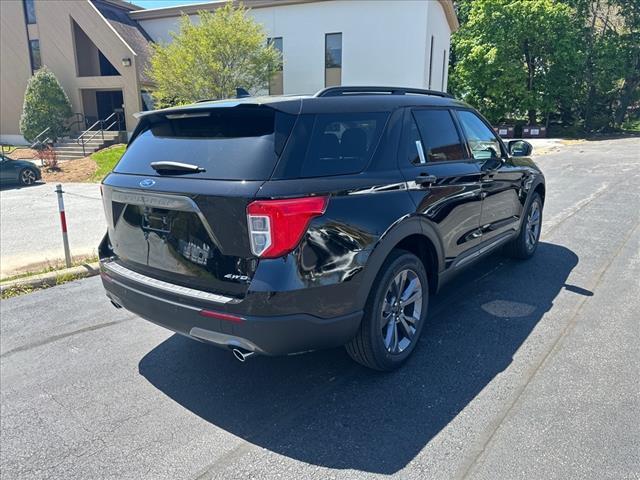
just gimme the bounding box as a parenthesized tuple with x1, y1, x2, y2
(148, 4, 280, 107)
(19, 67, 72, 143)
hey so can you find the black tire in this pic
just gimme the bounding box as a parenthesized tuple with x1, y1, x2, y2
(505, 193, 543, 259)
(346, 249, 429, 371)
(19, 167, 38, 186)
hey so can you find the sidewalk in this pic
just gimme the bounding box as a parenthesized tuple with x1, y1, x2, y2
(0, 182, 105, 277)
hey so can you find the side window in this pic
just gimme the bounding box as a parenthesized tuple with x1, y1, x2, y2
(457, 110, 503, 160)
(413, 109, 465, 162)
(273, 112, 389, 179)
(402, 116, 423, 165)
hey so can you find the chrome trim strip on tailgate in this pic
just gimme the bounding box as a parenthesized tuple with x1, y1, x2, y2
(102, 261, 239, 304)
(110, 189, 220, 248)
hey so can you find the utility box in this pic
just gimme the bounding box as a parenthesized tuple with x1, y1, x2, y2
(522, 125, 547, 138)
(494, 125, 515, 138)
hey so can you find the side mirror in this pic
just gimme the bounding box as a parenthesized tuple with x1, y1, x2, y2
(508, 140, 533, 157)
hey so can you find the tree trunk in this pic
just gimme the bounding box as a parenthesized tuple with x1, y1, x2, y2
(524, 40, 536, 125)
(583, 0, 601, 131)
(614, 55, 640, 126)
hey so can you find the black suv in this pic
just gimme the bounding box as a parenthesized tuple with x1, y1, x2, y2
(99, 86, 544, 371)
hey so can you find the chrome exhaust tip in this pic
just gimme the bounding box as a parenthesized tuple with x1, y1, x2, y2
(232, 348, 255, 362)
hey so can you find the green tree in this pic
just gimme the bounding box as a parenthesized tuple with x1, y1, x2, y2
(19, 67, 72, 142)
(148, 4, 280, 107)
(450, 0, 584, 125)
(568, 0, 640, 129)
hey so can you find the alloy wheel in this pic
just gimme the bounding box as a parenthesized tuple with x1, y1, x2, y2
(381, 269, 423, 354)
(525, 200, 541, 250)
(21, 169, 36, 185)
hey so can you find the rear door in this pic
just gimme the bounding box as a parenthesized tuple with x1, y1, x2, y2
(101, 104, 297, 299)
(398, 108, 484, 265)
(455, 109, 525, 243)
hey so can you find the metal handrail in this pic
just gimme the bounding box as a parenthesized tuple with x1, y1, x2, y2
(30, 126, 51, 149)
(66, 112, 86, 134)
(82, 127, 106, 147)
(76, 112, 120, 156)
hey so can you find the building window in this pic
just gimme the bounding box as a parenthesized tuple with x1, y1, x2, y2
(23, 0, 36, 24)
(99, 52, 119, 76)
(268, 37, 283, 95)
(29, 39, 41, 71)
(441, 49, 448, 91)
(428, 36, 434, 89)
(325, 33, 342, 87)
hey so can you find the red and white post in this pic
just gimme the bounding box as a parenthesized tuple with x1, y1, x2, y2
(55, 184, 72, 268)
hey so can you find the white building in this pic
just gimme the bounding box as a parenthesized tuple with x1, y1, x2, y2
(0, 0, 458, 145)
(131, 0, 459, 95)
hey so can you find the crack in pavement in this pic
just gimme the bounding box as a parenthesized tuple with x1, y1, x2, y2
(0, 317, 135, 359)
(189, 176, 638, 479)
(455, 220, 640, 480)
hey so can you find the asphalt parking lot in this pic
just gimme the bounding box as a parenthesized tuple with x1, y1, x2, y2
(1, 137, 638, 479)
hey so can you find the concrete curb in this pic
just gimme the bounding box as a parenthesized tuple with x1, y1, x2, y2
(0, 262, 100, 293)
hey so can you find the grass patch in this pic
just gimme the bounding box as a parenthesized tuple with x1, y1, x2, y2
(90, 144, 126, 182)
(0, 255, 98, 283)
(0, 145, 21, 154)
(1, 284, 37, 299)
(0, 272, 87, 299)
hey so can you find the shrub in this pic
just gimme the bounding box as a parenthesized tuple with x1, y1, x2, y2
(19, 67, 72, 143)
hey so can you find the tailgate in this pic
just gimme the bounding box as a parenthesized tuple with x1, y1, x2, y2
(101, 176, 262, 298)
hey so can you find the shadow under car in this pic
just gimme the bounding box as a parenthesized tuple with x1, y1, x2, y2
(138, 242, 584, 474)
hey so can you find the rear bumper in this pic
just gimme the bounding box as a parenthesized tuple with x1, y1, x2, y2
(101, 264, 362, 356)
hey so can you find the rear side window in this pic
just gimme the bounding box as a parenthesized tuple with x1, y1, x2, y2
(114, 106, 295, 180)
(273, 112, 389, 179)
(411, 109, 465, 163)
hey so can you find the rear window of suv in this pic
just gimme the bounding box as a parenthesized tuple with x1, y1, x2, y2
(115, 107, 388, 181)
(114, 106, 296, 180)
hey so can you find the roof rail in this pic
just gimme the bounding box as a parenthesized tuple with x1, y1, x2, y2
(315, 86, 453, 98)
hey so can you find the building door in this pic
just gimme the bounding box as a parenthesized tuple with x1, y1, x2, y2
(96, 90, 124, 130)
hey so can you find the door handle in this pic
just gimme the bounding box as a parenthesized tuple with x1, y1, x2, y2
(415, 174, 437, 186)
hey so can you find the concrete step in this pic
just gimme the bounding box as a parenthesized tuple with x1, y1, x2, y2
(56, 141, 107, 148)
(57, 140, 105, 146)
(54, 147, 98, 154)
(79, 132, 120, 139)
(55, 144, 100, 150)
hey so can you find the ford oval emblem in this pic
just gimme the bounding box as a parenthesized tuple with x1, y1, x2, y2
(139, 179, 155, 188)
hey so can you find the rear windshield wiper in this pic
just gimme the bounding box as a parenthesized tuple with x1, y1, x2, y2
(150, 161, 206, 175)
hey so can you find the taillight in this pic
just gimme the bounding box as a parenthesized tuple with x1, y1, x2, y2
(247, 196, 328, 258)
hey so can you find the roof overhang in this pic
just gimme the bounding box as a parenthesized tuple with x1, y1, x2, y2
(129, 0, 459, 32)
(96, 0, 142, 12)
(438, 0, 459, 32)
(129, 0, 322, 20)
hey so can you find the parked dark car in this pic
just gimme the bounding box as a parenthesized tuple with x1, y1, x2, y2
(0, 154, 41, 186)
(99, 86, 544, 370)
